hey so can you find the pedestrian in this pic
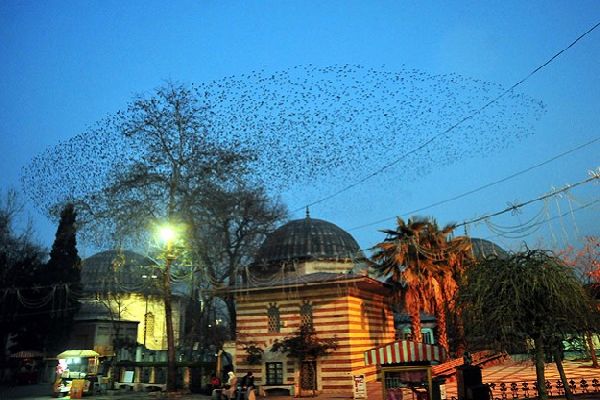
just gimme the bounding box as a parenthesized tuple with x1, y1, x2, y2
(222, 371, 238, 400)
(240, 371, 255, 399)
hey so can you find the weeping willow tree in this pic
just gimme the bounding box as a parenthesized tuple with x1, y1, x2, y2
(459, 249, 599, 400)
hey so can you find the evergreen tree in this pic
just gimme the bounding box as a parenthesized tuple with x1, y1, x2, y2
(43, 203, 82, 353)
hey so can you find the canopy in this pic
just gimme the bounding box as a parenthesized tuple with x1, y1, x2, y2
(10, 350, 44, 358)
(56, 350, 100, 359)
(364, 340, 446, 365)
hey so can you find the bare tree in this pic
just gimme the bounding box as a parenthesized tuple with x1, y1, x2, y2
(189, 184, 286, 338)
(21, 83, 285, 390)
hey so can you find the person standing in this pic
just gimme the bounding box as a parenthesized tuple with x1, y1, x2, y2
(222, 371, 238, 400)
(240, 371, 255, 400)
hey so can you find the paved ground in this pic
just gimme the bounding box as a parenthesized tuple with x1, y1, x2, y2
(3, 360, 600, 399)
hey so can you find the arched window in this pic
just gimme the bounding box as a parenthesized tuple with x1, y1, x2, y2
(300, 301, 313, 328)
(267, 303, 280, 333)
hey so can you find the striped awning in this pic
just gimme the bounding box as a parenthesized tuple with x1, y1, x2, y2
(364, 340, 446, 365)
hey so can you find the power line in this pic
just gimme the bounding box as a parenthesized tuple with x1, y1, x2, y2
(359, 174, 598, 253)
(482, 198, 600, 243)
(456, 172, 599, 229)
(294, 20, 600, 213)
(348, 136, 600, 231)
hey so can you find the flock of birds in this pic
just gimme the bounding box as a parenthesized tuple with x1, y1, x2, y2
(22, 64, 545, 234)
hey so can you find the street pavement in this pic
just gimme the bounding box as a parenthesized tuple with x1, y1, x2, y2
(3, 360, 600, 399)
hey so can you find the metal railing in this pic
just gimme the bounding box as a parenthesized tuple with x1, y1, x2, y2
(447, 377, 600, 399)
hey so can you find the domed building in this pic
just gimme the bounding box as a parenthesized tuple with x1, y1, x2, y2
(69, 250, 187, 356)
(228, 214, 396, 397)
(252, 212, 364, 275)
(470, 237, 508, 259)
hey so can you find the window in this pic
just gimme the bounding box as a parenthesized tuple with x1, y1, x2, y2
(265, 362, 284, 385)
(422, 329, 434, 345)
(267, 303, 280, 333)
(300, 301, 313, 328)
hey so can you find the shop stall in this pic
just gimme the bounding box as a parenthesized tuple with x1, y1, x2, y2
(364, 340, 446, 400)
(52, 350, 100, 398)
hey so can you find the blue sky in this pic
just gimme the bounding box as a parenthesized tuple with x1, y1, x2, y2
(0, 1, 598, 257)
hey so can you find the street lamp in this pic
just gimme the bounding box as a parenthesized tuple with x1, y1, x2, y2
(156, 223, 179, 392)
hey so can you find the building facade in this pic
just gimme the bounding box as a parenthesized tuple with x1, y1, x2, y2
(230, 215, 397, 397)
(69, 250, 186, 356)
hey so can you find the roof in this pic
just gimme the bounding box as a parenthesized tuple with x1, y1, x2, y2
(253, 216, 361, 267)
(80, 250, 161, 295)
(226, 272, 389, 293)
(57, 350, 99, 359)
(364, 340, 446, 365)
(470, 238, 508, 259)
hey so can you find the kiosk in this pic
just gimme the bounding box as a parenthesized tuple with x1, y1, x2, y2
(364, 340, 446, 400)
(52, 350, 100, 397)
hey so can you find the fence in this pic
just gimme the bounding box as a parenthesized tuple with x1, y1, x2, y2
(446, 377, 600, 400)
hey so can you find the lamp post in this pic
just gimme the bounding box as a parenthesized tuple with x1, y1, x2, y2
(158, 225, 178, 392)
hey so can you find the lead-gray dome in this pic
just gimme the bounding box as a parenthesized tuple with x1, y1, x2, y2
(470, 238, 508, 259)
(253, 217, 361, 266)
(81, 250, 160, 294)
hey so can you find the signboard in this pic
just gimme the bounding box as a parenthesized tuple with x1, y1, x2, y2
(352, 374, 367, 399)
(70, 379, 85, 399)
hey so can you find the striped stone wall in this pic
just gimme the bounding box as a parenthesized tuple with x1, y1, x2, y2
(234, 279, 395, 396)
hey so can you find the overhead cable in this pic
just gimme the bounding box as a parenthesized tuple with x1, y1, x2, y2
(349, 136, 600, 232)
(295, 21, 600, 213)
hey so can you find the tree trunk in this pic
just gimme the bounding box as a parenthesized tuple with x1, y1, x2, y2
(225, 295, 237, 339)
(407, 295, 422, 342)
(454, 309, 466, 357)
(533, 336, 548, 400)
(555, 349, 574, 400)
(435, 308, 449, 354)
(164, 255, 177, 392)
(587, 332, 599, 368)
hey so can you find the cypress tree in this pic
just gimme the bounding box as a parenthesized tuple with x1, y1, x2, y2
(44, 203, 82, 353)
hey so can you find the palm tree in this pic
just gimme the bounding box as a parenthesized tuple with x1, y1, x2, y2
(371, 217, 432, 344)
(371, 217, 473, 354)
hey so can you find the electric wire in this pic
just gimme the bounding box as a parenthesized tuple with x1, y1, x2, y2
(455, 172, 599, 229)
(348, 136, 600, 232)
(294, 21, 600, 213)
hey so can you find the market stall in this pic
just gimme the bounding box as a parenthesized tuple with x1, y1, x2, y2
(52, 350, 100, 398)
(364, 340, 446, 400)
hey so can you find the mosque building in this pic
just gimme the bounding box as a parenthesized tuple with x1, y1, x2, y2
(227, 212, 397, 397)
(68, 250, 187, 357)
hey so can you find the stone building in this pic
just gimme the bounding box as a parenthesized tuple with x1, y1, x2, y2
(69, 250, 187, 356)
(228, 214, 396, 397)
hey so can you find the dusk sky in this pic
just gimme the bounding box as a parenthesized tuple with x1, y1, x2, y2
(0, 1, 598, 257)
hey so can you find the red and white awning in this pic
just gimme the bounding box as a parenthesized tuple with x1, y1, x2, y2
(364, 340, 446, 365)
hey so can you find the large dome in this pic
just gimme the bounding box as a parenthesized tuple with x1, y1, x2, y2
(81, 250, 160, 294)
(253, 216, 361, 267)
(470, 238, 508, 259)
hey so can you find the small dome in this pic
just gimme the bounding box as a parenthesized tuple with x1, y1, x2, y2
(81, 250, 160, 294)
(470, 238, 508, 259)
(253, 216, 361, 267)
